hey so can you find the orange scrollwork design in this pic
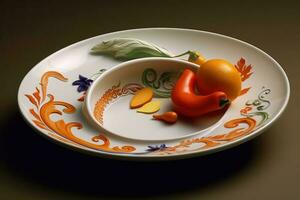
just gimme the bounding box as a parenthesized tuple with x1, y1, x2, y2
(94, 83, 143, 125)
(153, 117, 256, 154)
(25, 71, 136, 153)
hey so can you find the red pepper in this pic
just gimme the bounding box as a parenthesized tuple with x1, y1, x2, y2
(171, 69, 229, 117)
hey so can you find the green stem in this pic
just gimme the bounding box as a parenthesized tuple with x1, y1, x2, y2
(173, 50, 201, 63)
(220, 99, 230, 107)
(172, 51, 192, 58)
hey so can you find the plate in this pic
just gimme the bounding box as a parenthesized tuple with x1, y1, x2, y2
(18, 28, 290, 160)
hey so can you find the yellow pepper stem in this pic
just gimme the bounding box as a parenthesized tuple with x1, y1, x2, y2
(173, 50, 206, 65)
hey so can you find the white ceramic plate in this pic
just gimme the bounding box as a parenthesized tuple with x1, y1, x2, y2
(18, 28, 290, 160)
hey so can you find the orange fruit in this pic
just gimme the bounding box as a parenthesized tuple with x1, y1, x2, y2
(196, 59, 241, 101)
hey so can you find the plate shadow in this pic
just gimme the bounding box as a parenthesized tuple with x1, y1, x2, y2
(0, 106, 263, 198)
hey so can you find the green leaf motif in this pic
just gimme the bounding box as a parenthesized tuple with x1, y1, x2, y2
(91, 38, 173, 60)
(242, 111, 269, 126)
(243, 87, 271, 126)
(142, 68, 180, 98)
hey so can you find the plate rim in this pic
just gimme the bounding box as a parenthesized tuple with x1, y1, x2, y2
(17, 27, 290, 160)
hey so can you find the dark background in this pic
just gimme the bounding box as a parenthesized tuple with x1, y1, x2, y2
(0, 0, 299, 199)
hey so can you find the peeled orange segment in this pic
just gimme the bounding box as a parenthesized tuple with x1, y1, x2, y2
(130, 87, 153, 108)
(137, 100, 161, 114)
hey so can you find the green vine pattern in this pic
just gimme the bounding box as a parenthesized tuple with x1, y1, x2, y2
(141, 68, 180, 98)
(242, 87, 271, 126)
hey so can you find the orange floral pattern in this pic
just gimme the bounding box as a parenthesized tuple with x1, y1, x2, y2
(240, 106, 252, 114)
(94, 83, 143, 125)
(235, 57, 253, 82)
(25, 71, 136, 153)
(236, 58, 253, 97)
(151, 117, 256, 155)
(239, 87, 251, 96)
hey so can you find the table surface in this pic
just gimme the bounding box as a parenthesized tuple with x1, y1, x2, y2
(0, 0, 299, 199)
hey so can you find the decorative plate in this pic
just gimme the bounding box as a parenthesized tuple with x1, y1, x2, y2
(18, 28, 290, 160)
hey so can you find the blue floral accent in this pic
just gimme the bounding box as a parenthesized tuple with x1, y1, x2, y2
(146, 144, 167, 152)
(72, 75, 93, 92)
